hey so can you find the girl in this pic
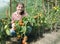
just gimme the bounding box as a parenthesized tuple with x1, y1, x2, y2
(10, 3, 27, 35)
(10, 2, 28, 44)
(10, 2, 28, 36)
(11, 2, 28, 23)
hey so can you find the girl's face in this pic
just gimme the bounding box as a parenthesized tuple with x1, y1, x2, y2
(16, 4, 24, 13)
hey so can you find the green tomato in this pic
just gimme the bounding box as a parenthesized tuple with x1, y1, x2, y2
(6, 29, 10, 35)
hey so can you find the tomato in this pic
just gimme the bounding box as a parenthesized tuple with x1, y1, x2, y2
(22, 40, 28, 44)
(19, 20, 23, 23)
(19, 20, 25, 26)
(17, 35, 21, 38)
(34, 16, 38, 19)
(19, 23, 24, 26)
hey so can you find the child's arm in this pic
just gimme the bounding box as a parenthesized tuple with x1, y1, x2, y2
(11, 13, 15, 24)
(11, 13, 16, 30)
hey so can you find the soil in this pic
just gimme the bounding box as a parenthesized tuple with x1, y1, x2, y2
(30, 30, 60, 44)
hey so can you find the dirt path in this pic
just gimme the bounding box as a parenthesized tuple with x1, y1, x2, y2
(1, 30, 60, 44)
(30, 30, 60, 44)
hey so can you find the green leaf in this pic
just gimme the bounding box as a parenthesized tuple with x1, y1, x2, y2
(20, 26, 27, 34)
(5, 29, 10, 35)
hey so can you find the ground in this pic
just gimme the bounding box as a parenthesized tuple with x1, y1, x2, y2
(30, 30, 60, 44)
(4, 29, 60, 44)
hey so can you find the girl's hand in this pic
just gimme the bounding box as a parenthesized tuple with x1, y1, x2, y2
(11, 20, 15, 24)
(11, 23, 16, 30)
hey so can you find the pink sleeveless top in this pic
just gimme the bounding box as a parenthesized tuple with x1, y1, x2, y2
(11, 11, 28, 23)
